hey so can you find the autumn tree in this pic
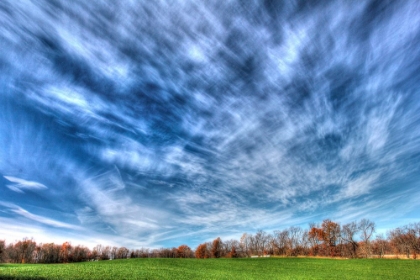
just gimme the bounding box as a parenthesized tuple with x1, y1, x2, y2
(60, 242, 72, 263)
(195, 243, 207, 259)
(308, 224, 323, 256)
(177, 245, 192, 258)
(308, 220, 341, 257)
(321, 220, 341, 256)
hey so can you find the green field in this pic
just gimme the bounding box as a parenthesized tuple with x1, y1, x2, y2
(0, 258, 419, 280)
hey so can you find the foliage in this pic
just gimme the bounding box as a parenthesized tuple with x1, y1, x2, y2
(176, 245, 193, 258)
(195, 243, 207, 259)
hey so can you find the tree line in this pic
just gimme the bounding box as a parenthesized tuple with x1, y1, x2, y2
(0, 240, 195, 264)
(1, 219, 419, 263)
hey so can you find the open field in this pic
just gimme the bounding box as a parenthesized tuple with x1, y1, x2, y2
(0, 258, 419, 280)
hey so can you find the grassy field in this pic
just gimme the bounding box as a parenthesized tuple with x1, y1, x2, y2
(0, 258, 419, 280)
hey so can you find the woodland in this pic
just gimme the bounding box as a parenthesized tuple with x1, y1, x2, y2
(1, 219, 419, 264)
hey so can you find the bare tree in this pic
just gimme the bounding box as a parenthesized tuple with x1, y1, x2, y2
(359, 219, 375, 258)
(273, 229, 289, 256)
(0, 240, 5, 263)
(389, 227, 410, 258)
(240, 233, 251, 257)
(288, 226, 304, 256)
(99, 246, 111, 260)
(372, 234, 390, 258)
(158, 248, 176, 258)
(227, 239, 240, 258)
(71, 245, 90, 262)
(116, 247, 130, 259)
(38, 243, 60, 263)
(253, 230, 269, 256)
(6, 243, 19, 263)
(342, 222, 359, 258)
(110, 246, 118, 260)
(300, 230, 311, 256)
(388, 224, 420, 259)
(409, 222, 420, 258)
(13, 238, 37, 263)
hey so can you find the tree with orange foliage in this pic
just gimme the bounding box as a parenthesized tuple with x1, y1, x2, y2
(308, 224, 323, 256)
(195, 243, 207, 259)
(321, 219, 340, 257)
(60, 242, 72, 263)
(177, 245, 192, 258)
(308, 220, 340, 257)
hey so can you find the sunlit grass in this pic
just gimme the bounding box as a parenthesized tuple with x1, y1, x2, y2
(0, 258, 419, 280)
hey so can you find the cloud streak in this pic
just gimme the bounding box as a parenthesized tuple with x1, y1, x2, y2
(4, 176, 48, 193)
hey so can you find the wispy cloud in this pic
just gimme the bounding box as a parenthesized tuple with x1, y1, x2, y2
(4, 176, 47, 193)
(0, 201, 80, 230)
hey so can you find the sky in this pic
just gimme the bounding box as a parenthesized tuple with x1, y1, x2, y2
(1, 0, 420, 249)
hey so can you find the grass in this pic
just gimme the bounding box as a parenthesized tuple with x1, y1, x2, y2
(0, 258, 419, 280)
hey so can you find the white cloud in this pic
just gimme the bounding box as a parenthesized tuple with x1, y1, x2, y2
(12, 208, 80, 230)
(75, 168, 173, 241)
(0, 216, 154, 249)
(0, 201, 80, 230)
(4, 176, 47, 193)
(342, 173, 380, 199)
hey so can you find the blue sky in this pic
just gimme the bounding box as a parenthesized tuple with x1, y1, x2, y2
(1, 0, 420, 249)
